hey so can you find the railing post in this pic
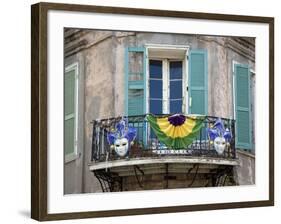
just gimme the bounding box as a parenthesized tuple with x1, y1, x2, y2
(232, 120, 236, 159)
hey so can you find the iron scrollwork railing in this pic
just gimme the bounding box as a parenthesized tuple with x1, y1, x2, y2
(91, 114, 236, 162)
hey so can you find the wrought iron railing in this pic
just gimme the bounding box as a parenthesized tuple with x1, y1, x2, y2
(91, 114, 236, 162)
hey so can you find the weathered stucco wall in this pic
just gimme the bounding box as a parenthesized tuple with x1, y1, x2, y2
(78, 31, 255, 121)
(235, 150, 255, 185)
(64, 30, 255, 194)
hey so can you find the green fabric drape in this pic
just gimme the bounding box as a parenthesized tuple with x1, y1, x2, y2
(146, 114, 205, 149)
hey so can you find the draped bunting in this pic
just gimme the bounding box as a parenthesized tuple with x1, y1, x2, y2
(146, 114, 206, 149)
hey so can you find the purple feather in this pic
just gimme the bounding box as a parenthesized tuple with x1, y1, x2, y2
(214, 118, 225, 135)
(115, 120, 125, 137)
(223, 128, 232, 142)
(106, 119, 138, 145)
(107, 132, 116, 145)
(125, 127, 137, 142)
(207, 128, 219, 141)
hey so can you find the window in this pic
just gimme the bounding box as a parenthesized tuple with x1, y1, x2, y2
(146, 45, 189, 115)
(125, 46, 208, 116)
(64, 63, 79, 163)
(149, 59, 184, 114)
(125, 46, 208, 143)
(169, 61, 183, 113)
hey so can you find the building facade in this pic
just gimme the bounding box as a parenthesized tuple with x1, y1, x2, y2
(64, 29, 255, 194)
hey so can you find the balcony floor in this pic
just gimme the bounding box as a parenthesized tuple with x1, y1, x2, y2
(89, 156, 239, 172)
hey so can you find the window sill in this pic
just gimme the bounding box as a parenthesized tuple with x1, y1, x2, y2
(65, 152, 79, 163)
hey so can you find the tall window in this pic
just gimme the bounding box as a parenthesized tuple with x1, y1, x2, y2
(169, 61, 183, 113)
(64, 63, 78, 162)
(149, 60, 163, 114)
(149, 59, 183, 114)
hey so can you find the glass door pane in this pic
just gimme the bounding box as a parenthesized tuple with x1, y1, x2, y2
(169, 61, 183, 113)
(149, 60, 163, 147)
(149, 60, 163, 114)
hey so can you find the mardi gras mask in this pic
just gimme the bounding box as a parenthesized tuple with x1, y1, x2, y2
(214, 136, 226, 155)
(114, 137, 129, 157)
(207, 118, 232, 155)
(107, 119, 137, 157)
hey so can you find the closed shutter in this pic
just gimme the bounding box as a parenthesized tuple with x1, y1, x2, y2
(234, 64, 252, 150)
(125, 47, 146, 116)
(64, 66, 77, 160)
(188, 50, 208, 115)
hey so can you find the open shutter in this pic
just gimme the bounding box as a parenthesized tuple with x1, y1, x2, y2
(234, 64, 252, 150)
(64, 68, 77, 160)
(125, 47, 146, 116)
(188, 50, 208, 115)
(125, 47, 147, 145)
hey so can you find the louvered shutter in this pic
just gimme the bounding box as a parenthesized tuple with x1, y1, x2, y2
(125, 47, 146, 116)
(64, 69, 76, 158)
(188, 50, 208, 115)
(125, 47, 147, 144)
(234, 64, 252, 150)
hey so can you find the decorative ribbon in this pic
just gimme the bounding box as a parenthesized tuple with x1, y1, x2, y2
(146, 114, 206, 149)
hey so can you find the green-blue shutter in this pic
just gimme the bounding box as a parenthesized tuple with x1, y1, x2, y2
(234, 64, 252, 150)
(188, 50, 208, 115)
(125, 47, 146, 116)
(64, 69, 76, 156)
(125, 47, 147, 145)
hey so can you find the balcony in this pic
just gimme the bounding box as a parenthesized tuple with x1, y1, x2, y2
(91, 114, 237, 163)
(89, 114, 239, 191)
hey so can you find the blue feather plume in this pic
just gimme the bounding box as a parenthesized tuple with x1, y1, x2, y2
(223, 128, 232, 142)
(207, 128, 219, 141)
(125, 127, 137, 142)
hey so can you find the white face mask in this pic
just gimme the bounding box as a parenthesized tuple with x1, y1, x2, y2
(114, 138, 129, 157)
(214, 136, 226, 155)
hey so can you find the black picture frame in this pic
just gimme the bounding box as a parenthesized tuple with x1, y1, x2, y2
(31, 2, 274, 221)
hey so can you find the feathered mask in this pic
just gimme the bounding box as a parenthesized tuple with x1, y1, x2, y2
(207, 118, 232, 142)
(107, 119, 137, 145)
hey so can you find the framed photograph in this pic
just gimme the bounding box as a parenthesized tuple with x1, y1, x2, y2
(31, 2, 274, 221)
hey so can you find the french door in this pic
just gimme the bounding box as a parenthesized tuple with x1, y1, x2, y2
(149, 59, 184, 115)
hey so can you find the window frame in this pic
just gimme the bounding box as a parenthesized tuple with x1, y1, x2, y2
(145, 44, 190, 114)
(64, 62, 79, 163)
